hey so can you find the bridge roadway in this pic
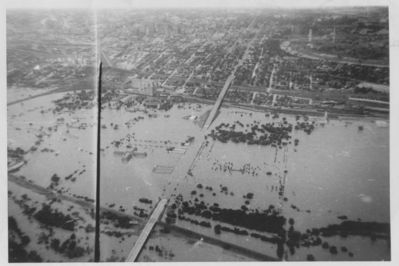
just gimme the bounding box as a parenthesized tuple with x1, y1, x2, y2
(162, 20, 261, 196)
(202, 73, 235, 130)
(162, 18, 261, 192)
(126, 199, 168, 262)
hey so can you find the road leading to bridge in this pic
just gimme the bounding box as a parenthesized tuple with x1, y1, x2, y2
(168, 17, 260, 189)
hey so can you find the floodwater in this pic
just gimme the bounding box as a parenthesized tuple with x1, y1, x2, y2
(7, 89, 389, 261)
(8, 91, 97, 199)
(186, 109, 389, 260)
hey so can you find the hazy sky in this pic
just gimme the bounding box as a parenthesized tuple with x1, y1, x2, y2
(6, 0, 390, 9)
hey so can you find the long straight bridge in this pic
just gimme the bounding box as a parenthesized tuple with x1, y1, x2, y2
(126, 199, 168, 262)
(202, 73, 235, 129)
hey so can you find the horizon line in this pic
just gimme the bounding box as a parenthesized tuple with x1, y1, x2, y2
(5, 0, 389, 10)
(6, 5, 389, 10)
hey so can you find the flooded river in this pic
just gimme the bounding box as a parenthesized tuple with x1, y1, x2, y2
(8, 89, 389, 261)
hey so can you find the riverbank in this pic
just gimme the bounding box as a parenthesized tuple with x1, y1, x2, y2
(8, 174, 279, 261)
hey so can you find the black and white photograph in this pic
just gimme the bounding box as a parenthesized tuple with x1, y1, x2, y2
(2, 0, 398, 263)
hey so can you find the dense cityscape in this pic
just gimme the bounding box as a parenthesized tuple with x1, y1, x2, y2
(7, 6, 390, 262)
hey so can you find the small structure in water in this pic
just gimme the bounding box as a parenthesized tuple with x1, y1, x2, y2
(153, 165, 175, 174)
(121, 148, 148, 162)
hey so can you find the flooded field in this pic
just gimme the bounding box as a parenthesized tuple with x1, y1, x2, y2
(7, 89, 389, 262)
